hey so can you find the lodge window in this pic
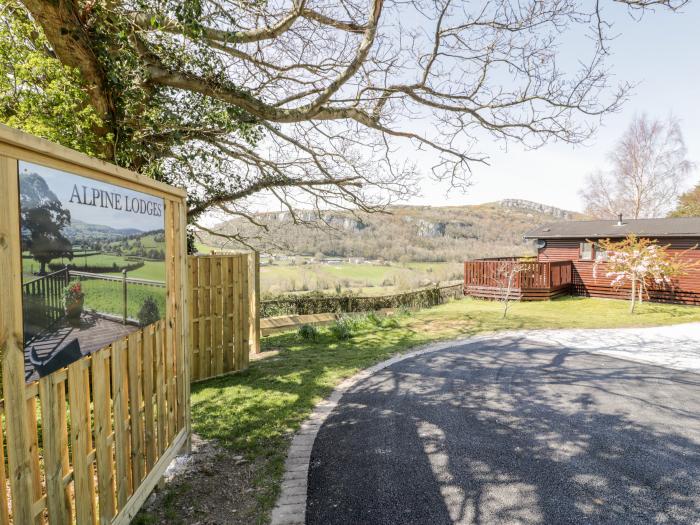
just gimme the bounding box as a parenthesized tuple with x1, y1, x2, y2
(579, 242, 593, 261)
(594, 244, 609, 261)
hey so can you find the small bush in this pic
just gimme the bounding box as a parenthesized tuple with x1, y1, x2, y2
(365, 311, 383, 326)
(380, 317, 400, 329)
(137, 296, 161, 326)
(329, 319, 352, 340)
(297, 324, 319, 340)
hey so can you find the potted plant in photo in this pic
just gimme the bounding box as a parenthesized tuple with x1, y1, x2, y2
(64, 281, 84, 326)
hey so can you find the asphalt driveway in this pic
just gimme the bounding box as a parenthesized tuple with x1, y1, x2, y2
(306, 330, 700, 524)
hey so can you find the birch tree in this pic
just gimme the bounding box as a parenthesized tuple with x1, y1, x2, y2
(580, 115, 694, 219)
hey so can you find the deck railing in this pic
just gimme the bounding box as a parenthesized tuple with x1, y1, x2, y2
(464, 258, 572, 291)
(22, 267, 70, 342)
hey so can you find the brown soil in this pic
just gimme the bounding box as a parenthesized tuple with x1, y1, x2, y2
(134, 435, 265, 525)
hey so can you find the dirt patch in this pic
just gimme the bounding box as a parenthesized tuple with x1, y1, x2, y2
(134, 435, 265, 525)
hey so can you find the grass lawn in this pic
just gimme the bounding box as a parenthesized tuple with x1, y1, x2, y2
(158, 296, 700, 524)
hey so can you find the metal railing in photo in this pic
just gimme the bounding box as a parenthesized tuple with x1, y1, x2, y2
(21, 267, 70, 343)
(69, 270, 166, 324)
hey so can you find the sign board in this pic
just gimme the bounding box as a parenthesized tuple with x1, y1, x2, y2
(19, 161, 167, 381)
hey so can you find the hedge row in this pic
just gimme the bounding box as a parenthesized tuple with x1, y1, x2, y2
(48, 260, 145, 274)
(261, 283, 463, 318)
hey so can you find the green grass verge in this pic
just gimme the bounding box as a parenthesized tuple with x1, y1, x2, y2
(188, 296, 700, 524)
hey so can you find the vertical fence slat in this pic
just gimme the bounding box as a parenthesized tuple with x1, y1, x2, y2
(212, 257, 223, 377)
(241, 255, 250, 369)
(155, 323, 167, 457)
(128, 332, 145, 486)
(197, 259, 208, 381)
(38, 376, 70, 524)
(26, 395, 44, 524)
(67, 360, 96, 525)
(112, 340, 132, 510)
(222, 257, 233, 373)
(248, 252, 261, 355)
(142, 324, 156, 471)
(189, 258, 200, 381)
(92, 348, 116, 524)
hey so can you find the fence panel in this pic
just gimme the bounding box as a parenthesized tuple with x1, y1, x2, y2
(188, 253, 257, 382)
(0, 125, 190, 525)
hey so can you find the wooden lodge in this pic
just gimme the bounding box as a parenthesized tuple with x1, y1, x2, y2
(464, 217, 700, 305)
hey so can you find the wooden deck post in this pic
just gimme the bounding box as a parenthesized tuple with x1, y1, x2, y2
(248, 251, 261, 355)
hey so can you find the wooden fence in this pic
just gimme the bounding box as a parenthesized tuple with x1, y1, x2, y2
(188, 253, 260, 382)
(0, 125, 191, 525)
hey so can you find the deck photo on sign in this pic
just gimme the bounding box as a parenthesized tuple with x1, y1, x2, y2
(18, 160, 166, 381)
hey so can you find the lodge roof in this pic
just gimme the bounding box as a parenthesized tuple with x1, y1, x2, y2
(524, 217, 700, 240)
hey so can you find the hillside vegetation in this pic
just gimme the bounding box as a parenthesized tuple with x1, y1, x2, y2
(197, 199, 586, 262)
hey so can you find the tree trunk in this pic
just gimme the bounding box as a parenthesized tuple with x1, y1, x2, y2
(630, 276, 637, 313)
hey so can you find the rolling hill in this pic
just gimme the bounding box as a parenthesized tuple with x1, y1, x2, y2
(196, 199, 587, 262)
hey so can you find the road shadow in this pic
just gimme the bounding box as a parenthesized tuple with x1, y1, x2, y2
(307, 337, 700, 524)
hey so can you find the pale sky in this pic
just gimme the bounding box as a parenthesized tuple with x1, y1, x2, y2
(409, 3, 700, 213)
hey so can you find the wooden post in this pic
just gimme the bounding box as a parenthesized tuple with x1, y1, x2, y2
(122, 269, 128, 324)
(248, 251, 261, 355)
(0, 156, 35, 525)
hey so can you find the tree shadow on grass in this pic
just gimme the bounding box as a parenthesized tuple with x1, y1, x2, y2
(307, 337, 700, 524)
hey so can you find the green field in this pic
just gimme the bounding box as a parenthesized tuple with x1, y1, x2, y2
(106, 260, 166, 281)
(79, 279, 166, 320)
(22, 252, 166, 281)
(260, 261, 462, 296)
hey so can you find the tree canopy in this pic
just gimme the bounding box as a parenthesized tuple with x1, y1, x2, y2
(3, 0, 689, 245)
(579, 114, 694, 219)
(671, 184, 700, 217)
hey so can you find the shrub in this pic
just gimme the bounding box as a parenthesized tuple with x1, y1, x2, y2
(137, 296, 161, 326)
(381, 317, 400, 329)
(365, 311, 383, 326)
(297, 324, 319, 341)
(329, 319, 352, 340)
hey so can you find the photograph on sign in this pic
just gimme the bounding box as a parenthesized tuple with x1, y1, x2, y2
(18, 160, 166, 381)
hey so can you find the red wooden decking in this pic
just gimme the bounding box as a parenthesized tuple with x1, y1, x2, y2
(463, 258, 572, 301)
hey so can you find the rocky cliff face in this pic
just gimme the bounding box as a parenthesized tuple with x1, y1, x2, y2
(272, 210, 366, 232)
(498, 199, 573, 220)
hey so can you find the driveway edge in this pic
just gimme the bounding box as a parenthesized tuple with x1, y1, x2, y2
(270, 333, 496, 525)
